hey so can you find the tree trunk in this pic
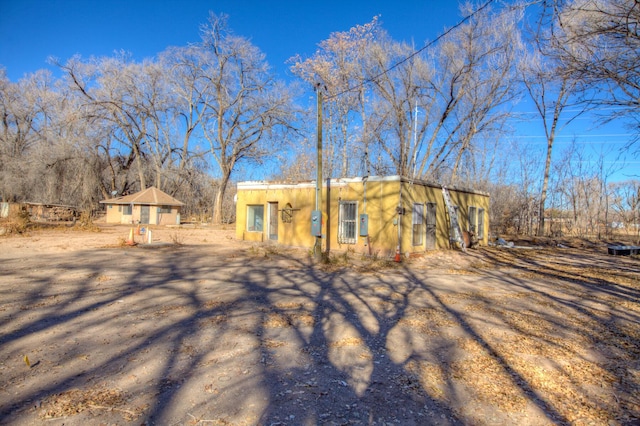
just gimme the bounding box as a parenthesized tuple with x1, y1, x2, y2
(213, 169, 231, 225)
(537, 137, 553, 237)
(133, 140, 146, 190)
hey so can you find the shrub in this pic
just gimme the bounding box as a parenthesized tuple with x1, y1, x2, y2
(0, 208, 30, 235)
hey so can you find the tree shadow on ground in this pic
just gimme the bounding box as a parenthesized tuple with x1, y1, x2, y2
(1, 242, 639, 425)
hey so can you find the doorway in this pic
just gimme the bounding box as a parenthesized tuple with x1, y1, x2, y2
(140, 205, 150, 224)
(426, 202, 436, 249)
(268, 202, 278, 241)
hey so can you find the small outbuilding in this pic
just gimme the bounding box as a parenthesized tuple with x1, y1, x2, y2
(235, 175, 489, 257)
(100, 187, 183, 225)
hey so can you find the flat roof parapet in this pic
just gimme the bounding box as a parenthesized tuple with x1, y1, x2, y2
(237, 175, 489, 197)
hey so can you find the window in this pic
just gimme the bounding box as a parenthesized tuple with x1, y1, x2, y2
(412, 203, 424, 246)
(477, 208, 485, 239)
(468, 206, 477, 233)
(450, 205, 459, 237)
(123, 205, 132, 215)
(338, 201, 357, 244)
(247, 205, 264, 232)
(158, 205, 171, 214)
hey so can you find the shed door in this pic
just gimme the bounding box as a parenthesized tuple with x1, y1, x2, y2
(426, 202, 437, 250)
(140, 205, 150, 224)
(268, 202, 278, 241)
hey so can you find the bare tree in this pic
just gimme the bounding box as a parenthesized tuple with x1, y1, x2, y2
(289, 17, 381, 178)
(56, 54, 157, 193)
(364, 36, 433, 177)
(198, 13, 295, 224)
(5, 14, 301, 220)
(0, 67, 117, 209)
(288, 5, 522, 182)
(0, 69, 49, 201)
(36, 77, 105, 208)
(158, 45, 213, 189)
(550, 0, 640, 152)
(441, 4, 522, 183)
(519, 47, 585, 236)
(409, 3, 522, 182)
(609, 179, 640, 242)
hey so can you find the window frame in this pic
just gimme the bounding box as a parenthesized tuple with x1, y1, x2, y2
(412, 203, 424, 246)
(450, 205, 459, 237)
(338, 200, 358, 244)
(477, 208, 485, 239)
(468, 206, 477, 233)
(246, 204, 265, 232)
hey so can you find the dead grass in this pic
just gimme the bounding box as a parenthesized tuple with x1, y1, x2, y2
(39, 386, 143, 421)
(0, 209, 30, 235)
(450, 246, 640, 424)
(168, 230, 185, 245)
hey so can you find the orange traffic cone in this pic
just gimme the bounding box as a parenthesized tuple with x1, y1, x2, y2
(126, 227, 135, 245)
(394, 245, 402, 262)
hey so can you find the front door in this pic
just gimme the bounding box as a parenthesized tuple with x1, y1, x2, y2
(426, 202, 436, 249)
(268, 202, 278, 240)
(140, 205, 150, 224)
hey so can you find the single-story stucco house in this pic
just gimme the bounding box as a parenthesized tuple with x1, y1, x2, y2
(100, 187, 183, 225)
(235, 175, 489, 257)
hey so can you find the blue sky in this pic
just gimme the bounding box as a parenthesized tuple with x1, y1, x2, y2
(0, 0, 636, 182)
(0, 0, 462, 81)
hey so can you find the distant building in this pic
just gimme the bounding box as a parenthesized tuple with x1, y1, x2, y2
(235, 175, 489, 257)
(100, 187, 183, 225)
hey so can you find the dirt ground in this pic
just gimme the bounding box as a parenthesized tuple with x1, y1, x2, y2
(0, 223, 639, 425)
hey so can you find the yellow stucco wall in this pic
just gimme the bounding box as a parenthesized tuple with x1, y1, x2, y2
(400, 182, 490, 252)
(236, 176, 489, 256)
(103, 204, 180, 225)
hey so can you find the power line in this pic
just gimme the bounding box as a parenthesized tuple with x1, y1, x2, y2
(516, 134, 634, 138)
(518, 140, 629, 145)
(511, 106, 630, 115)
(326, 0, 495, 100)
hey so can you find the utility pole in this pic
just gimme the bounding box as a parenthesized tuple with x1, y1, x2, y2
(314, 84, 324, 260)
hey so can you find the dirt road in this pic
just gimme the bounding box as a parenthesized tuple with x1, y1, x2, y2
(1, 225, 639, 425)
